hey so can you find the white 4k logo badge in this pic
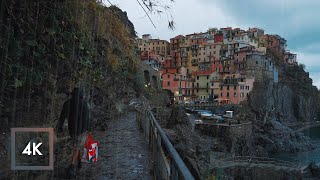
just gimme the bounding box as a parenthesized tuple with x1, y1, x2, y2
(22, 142, 43, 156)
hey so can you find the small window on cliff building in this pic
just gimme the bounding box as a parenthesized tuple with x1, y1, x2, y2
(227, 93, 229, 97)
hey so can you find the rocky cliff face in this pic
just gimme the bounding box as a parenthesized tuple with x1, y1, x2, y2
(246, 65, 320, 154)
(0, 0, 150, 131)
(249, 80, 318, 123)
(249, 66, 320, 123)
(253, 119, 314, 154)
(0, 1, 160, 175)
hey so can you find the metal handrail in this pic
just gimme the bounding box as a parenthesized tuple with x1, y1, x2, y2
(136, 107, 195, 180)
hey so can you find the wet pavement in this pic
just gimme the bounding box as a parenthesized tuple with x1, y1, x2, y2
(55, 111, 153, 180)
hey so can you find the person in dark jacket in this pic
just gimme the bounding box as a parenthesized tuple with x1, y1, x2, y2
(57, 87, 90, 178)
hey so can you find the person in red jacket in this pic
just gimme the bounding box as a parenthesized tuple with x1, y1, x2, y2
(57, 87, 90, 178)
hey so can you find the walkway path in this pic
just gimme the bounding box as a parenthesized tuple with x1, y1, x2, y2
(215, 156, 306, 173)
(55, 111, 153, 179)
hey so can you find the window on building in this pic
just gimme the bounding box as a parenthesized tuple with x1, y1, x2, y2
(247, 93, 249, 97)
(227, 93, 230, 97)
(234, 92, 237, 97)
(168, 74, 170, 78)
(234, 85, 237, 90)
(221, 93, 223, 97)
(220, 86, 223, 90)
(240, 93, 244, 97)
(197, 76, 199, 80)
(207, 76, 209, 79)
(167, 81, 170, 86)
(256, 61, 258, 65)
(227, 86, 229, 90)
(197, 89, 199, 93)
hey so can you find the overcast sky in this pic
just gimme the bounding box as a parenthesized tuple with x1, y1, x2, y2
(105, 0, 320, 88)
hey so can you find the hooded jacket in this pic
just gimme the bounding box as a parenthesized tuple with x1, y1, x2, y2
(57, 88, 90, 137)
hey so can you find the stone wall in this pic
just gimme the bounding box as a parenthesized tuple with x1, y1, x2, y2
(197, 122, 253, 155)
(138, 61, 161, 90)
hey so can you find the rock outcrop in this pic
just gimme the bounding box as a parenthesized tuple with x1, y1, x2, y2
(246, 65, 320, 155)
(253, 119, 314, 154)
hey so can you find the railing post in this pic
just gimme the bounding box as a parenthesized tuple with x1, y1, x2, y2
(135, 108, 194, 180)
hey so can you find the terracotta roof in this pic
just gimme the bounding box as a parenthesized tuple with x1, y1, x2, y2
(172, 35, 185, 39)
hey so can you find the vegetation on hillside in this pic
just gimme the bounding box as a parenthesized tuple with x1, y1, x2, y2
(0, 0, 144, 96)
